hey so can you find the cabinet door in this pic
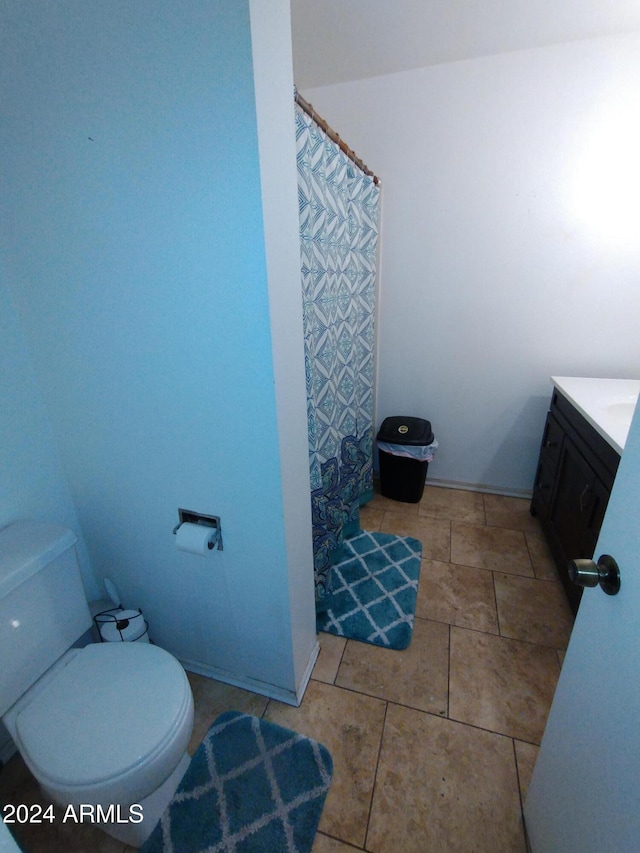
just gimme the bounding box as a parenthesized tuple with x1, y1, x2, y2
(551, 437, 609, 561)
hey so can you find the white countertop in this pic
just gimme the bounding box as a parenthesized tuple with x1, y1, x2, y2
(551, 376, 640, 455)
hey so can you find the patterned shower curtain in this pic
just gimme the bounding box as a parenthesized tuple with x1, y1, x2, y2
(295, 102, 381, 610)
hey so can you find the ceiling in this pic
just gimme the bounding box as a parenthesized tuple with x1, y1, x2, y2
(291, 0, 640, 90)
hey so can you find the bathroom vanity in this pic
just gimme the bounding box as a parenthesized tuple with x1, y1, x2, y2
(531, 377, 640, 614)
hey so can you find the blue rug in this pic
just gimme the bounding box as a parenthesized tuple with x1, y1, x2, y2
(317, 530, 422, 650)
(140, 711, 333, 853)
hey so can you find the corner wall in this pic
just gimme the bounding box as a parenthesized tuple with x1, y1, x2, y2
(249, 0, 318, 694)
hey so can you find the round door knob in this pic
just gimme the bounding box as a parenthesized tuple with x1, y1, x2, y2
(569, 554, 621, 596)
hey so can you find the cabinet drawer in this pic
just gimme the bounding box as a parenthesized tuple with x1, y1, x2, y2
(539, 412, 564, 474)
(532, 460, 556, 518)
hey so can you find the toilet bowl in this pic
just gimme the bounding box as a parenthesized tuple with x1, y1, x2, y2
(0, 520, 195, 846)
(5, 643, 193, 808)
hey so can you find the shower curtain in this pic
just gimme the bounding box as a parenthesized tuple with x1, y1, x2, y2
(295, 102, 381, 609)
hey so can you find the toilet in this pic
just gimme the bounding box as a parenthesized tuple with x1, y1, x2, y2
(0, 520, 194, 847)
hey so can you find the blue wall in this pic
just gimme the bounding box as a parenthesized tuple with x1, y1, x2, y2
(1, 0, 315, 700)
(0, 270, 101, 760)
(0, 270, 97, 596)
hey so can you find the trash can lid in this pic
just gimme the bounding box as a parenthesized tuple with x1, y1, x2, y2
(377, 416, 434, 446)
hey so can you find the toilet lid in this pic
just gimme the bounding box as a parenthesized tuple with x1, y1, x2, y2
(15, 643, 190, 788)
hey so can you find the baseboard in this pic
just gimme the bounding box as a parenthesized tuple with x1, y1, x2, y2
(372, 474, 532, 501)
(295, 638, 320, 706)
(181, 638, 320, 709)
(425, 478, 533, 500)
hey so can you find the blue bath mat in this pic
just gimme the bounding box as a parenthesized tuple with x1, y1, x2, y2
(317, 530, 422, 650)
(140, 711, 333, 853)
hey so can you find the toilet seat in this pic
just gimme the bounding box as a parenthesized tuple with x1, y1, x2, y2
(13, 642, 193, 806)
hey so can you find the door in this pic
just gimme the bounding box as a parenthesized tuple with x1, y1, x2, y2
(524, 399, 640, 851)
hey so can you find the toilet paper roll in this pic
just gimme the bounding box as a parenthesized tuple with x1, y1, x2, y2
(96, 608, 149, 642)
(175, 522, 219, 555)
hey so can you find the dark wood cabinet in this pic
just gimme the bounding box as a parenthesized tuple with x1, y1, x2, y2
(531, 389, 620, 614)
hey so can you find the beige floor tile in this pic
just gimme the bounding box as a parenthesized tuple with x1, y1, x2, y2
(514, 740, 539, 804)
(312, 832, 362, 851)
(358, 501, 384, 531)
(335, 618, 449, 715)
(449, 627, 560, 744)
(525, 530, 559, 581)
(0, 752, 31, 800)
(417, 558, 499, 634)
(367, 703, 526, 853)
(483, 494, 541, 533)
(186, 671, 269, 753)
(419, 485, 485, 523)
(313, 632, 347, 684)
(494, 574, 574, 649)
(451, 522, 533, 576)
(367, 490, 420, 516)
(264, 679, 386, 848)
(380, 513, 450, 561)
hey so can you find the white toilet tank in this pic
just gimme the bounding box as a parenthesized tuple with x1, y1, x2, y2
(0, 520, 92, 717)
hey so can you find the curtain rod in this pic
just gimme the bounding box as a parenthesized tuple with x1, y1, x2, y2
(294, 90, 380, 186)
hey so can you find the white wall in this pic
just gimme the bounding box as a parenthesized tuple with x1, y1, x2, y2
(1, 0, 316, 703)
(301, 32, 640, 494)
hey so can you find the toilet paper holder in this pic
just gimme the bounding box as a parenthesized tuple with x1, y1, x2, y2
(173, 509, 223, 550)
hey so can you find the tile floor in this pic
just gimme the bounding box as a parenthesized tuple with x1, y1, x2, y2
(0, 486, 574, 852)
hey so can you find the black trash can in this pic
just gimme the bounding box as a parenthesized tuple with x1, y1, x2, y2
(377, 416, 435, 503)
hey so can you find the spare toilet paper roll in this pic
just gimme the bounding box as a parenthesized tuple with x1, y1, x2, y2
(175, 522, 219, 555)
(98, 609, 149, 643)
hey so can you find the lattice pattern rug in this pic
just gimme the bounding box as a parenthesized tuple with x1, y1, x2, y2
(317, 530, 422, 650)
(140, 711, 333, 853)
